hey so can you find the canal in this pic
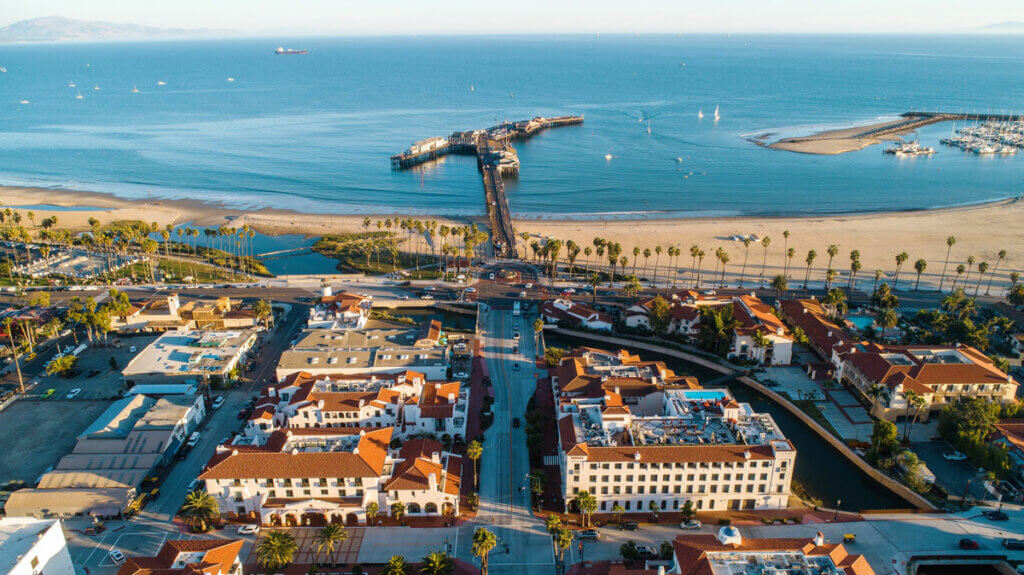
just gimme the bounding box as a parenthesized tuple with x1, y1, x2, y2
(543, 332, 915, 512)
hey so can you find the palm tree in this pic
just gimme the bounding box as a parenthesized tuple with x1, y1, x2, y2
(785, 248, 795, 279)
(653, 245, 663, 286)
(612, 503, 626, 523)
(421, 551, 455, 575)
(803, 250, 817, 289)
(381, 555, 408, 575)
(974, 261, 989, 297)
(952, 264, 965, 289)
(554, 526, 572, 570)
(876, 307, 898, 331)
(631, 246, 640, 276)
(770, 274, 788, 299)
(738, 237, 752, 287)
(2, 317, 25, 394)
(912, 259, 927, 291)
(366, 502, 380, 525)
(391, 501, 406, 525)
(902, 390, 925, 441)
(546, 515, 562, 535)
(313, 524, 348, 563)
(254, 298, 273, 327)
(938, 236, 956, 293)
(587, 272, 601, 303)
(472, 527, 498, 575)
(825, 244, 839, 272)
(467, 440, 482, 489)
(689, 244, 700, 286)
(256, 531, 297, 573)
(179, 489, 219, 532)
(824, 268, 837, 291)
(642, 248, 652, 279)
(751, 330, 771, 365)
(583, 246, 592, 274)
(696, 250, 706, 287)
(759, 236, 771, 287)
(716, 248, 730, 287)
(963, 255, 976, 288)
(892, 252, 909, 289)
(985, 250, 1007, 295)
(572, 490, 597, 527)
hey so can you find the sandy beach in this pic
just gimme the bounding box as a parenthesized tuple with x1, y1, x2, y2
(2, 186, 1021, 285)
(767, 119, 915, 155)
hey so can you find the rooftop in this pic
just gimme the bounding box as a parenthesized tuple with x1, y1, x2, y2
(0, 518, 61, 574)
(122, 329, 256, 377)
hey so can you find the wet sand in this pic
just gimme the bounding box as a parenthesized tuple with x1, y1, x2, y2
(768, 119, 916, 155)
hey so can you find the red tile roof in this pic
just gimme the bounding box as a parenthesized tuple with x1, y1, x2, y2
(118, 539, 244, 575)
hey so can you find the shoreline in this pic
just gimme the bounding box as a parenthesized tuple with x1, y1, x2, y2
(2, 185, 1022, 275)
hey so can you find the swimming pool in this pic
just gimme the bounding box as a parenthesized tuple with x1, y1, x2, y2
(678, 390, 728, 401)
(847, 315, 874, 331)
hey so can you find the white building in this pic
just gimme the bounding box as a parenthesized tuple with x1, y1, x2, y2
(199, 428, 461, 526)
(308, 289, 372, 330)
(552, 348, 794, 513)
(730, 295, 793, 366)
(121, 329, 257, 387)
(540, 299, 613, 331)
(0, 518, 75, 575)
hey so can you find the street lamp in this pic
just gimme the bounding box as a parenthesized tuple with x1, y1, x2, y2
(833, 499, 841, 522)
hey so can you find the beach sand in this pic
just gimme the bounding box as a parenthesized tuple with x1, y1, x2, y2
(3, 186, 1021, 284)
(767, 119, 912, 155)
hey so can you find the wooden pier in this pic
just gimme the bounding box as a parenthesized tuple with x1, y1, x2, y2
(391, 115, 583, 258)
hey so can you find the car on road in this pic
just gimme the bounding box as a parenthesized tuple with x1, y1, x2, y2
(577, 529, 600, 540)
(108, 549, 127, 565)
(680, 520, 702, 530)
(619, 521, 639, 531)
(211, 396, 226, 410)
(237, 409, 250, 420)
(465, 287, 476, 293)
(512, 362, 520, 371)
(397, 294, 410, 300)
(942, 450, 968, 461)
(983, 510, 1009, 521)
(187, 432, 201, 448)
(41, 388, 55, 399)
(513, 332, 520, 340)
(453, 343, 467, 351)
(129, 346, 137, 353)
(958, 538, 980, 550)
(525, 283, 533, 289)
(1003, 539, 1024, 550)
(238, 524, 261, 535)
(420, 294, 434, 300)
(187, 479, 202, 492)
(454, 371, 469, 379)
(66, 388, 81, 399)
(512, 417, 520, 429)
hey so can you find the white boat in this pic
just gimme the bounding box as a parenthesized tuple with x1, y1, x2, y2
(157, 80, 166, 86)
(604, 149, 614, 161)
(75, 90, 83, 100)
(132, 85, 139, 93)
(19, 99, 29, 104)
(714, 105, 720, 121)
(93, 85, 100, 91)
(698, 109, 704, 119)
(0, 67, 7, 73)
(647, 121, 651, 135)
(227, 77, 235, 82)
(68, 82, 75, 87)
(470, 85, 474, 92)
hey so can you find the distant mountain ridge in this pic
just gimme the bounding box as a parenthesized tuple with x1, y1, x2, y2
(0, 16, 231, 43)
(981, 21, 1024, 32)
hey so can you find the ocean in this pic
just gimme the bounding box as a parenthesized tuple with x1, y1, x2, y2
(2, 34, 1024, 219)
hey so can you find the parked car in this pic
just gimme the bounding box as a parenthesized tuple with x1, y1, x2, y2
(680, 520, 702, 530)
(41, 388, 55, 399)
(211, 396, 226, 410)
(983, 510, 1009, 521)
(512, 417, 520, 429)
(958, 538, 980, 550)
(420, 294, 434, 300)
(454, 371, 469, 379)
(465, 287, 476, 293)
(129, 346, 137, 353)
(108, 549, 127, 565)
(577, 529, 600, 540)
(238, 524, 261, 535)
(942, 451, 968, 461)
(619, 521, 639, 531)
(237, 409, 250, 420)
(513, 332, 520, 340)
(187, 432, 201, 448)
(636, 544, 659, 560)
(66, 388, 81, 399)
(1003, 539, 1024, 550)
(512, 362, 520, 371)
(525, 283, 533, 289)
(187, 479, 202, 493)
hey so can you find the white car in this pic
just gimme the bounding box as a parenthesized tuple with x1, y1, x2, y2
(943, 451, 968, 461)
(525, 283, 533, 289)
(454, 371, 469, 379)
(129, 346, 137, 353)
(465, 287, 476, 293)
(680, 519, 702, 530)
(211, 396, 226, 410)
(66, 388, 81, 399)
(513, 332, 520, 340)
(420, 294, 434, 300)
(238, 524, 260, 535)
(187, 432, 201, 448)
(108, 549, 126, 565)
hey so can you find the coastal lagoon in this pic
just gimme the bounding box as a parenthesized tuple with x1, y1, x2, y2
(2, 35, 1024, 219)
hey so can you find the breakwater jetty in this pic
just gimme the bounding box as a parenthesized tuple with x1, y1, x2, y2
(391, 115, 583, 258)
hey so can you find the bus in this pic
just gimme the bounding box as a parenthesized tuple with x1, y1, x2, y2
(512, 301, 521, 317)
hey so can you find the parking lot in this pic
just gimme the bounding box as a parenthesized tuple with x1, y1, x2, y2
(0, 398, 112, 484)
(35, 336, 157, 400)
(912, 440, 994, 501)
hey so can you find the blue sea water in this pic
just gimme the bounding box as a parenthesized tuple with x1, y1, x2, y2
(1, 35, 1024, 219)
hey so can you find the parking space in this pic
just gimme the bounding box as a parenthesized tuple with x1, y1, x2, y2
(911, 440, 990, 501)
(817, 401, 873, 442)
(0, 398, 112, 484)
(761, 367, 824, 401)
(358, 526, 449, 564)
(33, 336, 157, 400)
(240, 527, 364, 566)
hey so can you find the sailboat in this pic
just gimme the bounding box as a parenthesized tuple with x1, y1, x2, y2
(227, 77, 235, 82)
(132, 85, 139, 93)
(75, 90, 83, 100)
(68, 82, 76, 87)
(698, 109, 704, 119)
(93, 84, 100, 91)
(0, 67, 7, 73)
(604, 148, 614, 161)
(157, 80, 166, 86)
(714, 105, 720, 121)
(470, 85, 475, 92)
(647, 121, 652, 135)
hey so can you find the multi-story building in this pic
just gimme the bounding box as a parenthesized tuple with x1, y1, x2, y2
(0, 518, 75, 575)
(541, 299, 613, 331)
(242, 370, 468, 442)
(199, 428, 461, 525)
(623, 290, 729, 336)
(117, 539, 244, 575)
(111, 293, 257, 332)
(275, 324, 448, 381)
(308, 288, 372, 330)
(121, 329, 258, 387)
(552, 348, 795, 513)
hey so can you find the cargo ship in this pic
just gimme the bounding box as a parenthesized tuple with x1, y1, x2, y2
(275, 46, 308, 55)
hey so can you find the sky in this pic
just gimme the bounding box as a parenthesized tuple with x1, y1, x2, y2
(3, 0, 1024, 35)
